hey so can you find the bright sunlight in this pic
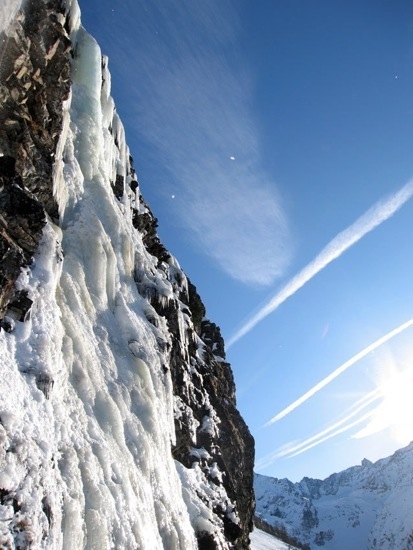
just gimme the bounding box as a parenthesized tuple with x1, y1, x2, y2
(353, 365, 413, 445)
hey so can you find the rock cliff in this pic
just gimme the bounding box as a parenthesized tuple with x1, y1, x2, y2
(0, 1, 254, 548)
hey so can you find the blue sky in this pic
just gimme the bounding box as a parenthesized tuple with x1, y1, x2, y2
(80, 0, 413, 481)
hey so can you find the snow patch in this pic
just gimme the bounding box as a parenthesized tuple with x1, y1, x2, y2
(0, 0, 22, 34)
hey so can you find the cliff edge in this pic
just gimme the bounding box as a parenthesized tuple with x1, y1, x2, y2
(0, 1, 255, 548)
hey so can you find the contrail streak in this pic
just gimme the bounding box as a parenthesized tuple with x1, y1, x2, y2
(263, 318, 413, 427)
(227, 179, 413, 348)
(277, 390, 383, 458)
(256, 389, 382, 470)
(276, 390, 381, 458)
(288, 409, 375, 458)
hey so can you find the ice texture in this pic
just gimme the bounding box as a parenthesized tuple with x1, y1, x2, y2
(0, 10, 200, 549)
(0, 0, 22, 33)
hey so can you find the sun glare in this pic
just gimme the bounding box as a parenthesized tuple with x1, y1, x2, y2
(354, 365, 413, 444)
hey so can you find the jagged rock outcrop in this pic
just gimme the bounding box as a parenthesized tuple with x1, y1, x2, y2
(134, 195, 255, 548)
(0, 1, 254, 548)
(0, 0, 71, 319)
(133, 177, 255, 547)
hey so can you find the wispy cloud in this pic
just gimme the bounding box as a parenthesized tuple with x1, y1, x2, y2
(286, 410, 375, 459)
(352, 367, 413, 441)
(103, 1, 292, 285)
(263, 318, 413, 427)
(268, 390, 381, 465)
(256, 329, 413, 470)
(256, 395, 379, 470)
(228, 179, 413, 345)
(257, 364, 413, 469)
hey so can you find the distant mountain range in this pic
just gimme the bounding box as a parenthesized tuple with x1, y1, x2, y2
(255, 442, 413, 550)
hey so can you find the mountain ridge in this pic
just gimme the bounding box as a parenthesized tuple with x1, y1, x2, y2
(255, 441, 413, 550)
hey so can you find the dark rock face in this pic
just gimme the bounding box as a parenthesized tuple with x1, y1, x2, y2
(134, 183, 255, 549)
(0, 1, 255, 548)
(0, 0, 71, 319)
(133, 196, 171, 265)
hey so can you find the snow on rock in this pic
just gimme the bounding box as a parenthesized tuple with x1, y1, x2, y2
(255, 441, 413, 550)
(0, 1, 254, 548)
(0, 0, 22, 34)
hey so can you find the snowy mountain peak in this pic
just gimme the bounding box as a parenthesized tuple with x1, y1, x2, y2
(255, 441, 413, 550)
(0, 1, 254, 548)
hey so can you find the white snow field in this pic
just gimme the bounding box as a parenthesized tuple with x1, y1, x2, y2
(250, 529, 299, 550)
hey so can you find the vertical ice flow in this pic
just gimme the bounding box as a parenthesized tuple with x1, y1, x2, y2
(0, 12, 198, 550)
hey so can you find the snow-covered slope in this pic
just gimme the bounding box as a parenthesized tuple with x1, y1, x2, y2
(250, 528, 300, 550)
(255, 442, 413, 550)
(0, 1, 254, 548)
